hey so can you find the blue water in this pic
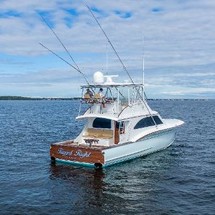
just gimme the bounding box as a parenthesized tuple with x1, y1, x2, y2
(0, 100, 214, 215)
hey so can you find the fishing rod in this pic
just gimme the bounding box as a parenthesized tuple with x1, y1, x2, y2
(39, 14, 81, 71)
(85, 4, 135, 85)
(39, 14, 90, 85)
(39, 42, 90, 85)
(85, 4, 157, 126)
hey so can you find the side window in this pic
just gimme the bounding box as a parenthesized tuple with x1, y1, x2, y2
(134, 117, 154, 129)
(134, 116, 163, 129)
(153, 116, 163, 125)
(93, 118, 111, 129)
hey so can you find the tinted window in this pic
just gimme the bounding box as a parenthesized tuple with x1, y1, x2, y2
(93, 118, 111, 129)
(134, 116, 163, 129)
(153, 116, 163, 125)
(134, 117, 154, 129)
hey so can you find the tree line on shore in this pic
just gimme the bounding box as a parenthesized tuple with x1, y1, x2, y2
(0, 96, 80, 100)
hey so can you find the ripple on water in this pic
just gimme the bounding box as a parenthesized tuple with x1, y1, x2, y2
(0, 100, 215, 215)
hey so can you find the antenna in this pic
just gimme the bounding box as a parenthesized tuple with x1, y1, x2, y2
(142, 34, 145, 99)
(142, 35, 150, 101)
(105, 42, 109, 75)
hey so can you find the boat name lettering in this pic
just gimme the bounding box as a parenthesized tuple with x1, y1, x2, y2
(75, 150, 91, 158)
(58, 148, 73, 156)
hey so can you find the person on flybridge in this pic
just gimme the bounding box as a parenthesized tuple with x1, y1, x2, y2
(98, 88, 104, 98)
(84, 88, 93, 99)
(96, 88, 106, 107)
(94, 88, 105, 101)
(84, 87, 105, 105)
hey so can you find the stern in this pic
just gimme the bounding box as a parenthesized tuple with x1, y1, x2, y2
(50, 141, 105, 167)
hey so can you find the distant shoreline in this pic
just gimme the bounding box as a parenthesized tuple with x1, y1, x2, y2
(0, 96, 80, 100)
(0, 96, 212, 101)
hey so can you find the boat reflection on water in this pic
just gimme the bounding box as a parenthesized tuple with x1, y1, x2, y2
(50, 163, 105, 186)
(48, 154, 174, 213)
(49, 163, 106, 209)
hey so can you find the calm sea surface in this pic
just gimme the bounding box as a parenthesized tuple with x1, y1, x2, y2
(0, 100, 214, 215)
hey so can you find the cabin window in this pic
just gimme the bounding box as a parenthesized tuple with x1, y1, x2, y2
(153, 116, 163, 125)
(134, 116, 163, 129)
(134, 117, 154, 129)
(92, 118, 111, 129)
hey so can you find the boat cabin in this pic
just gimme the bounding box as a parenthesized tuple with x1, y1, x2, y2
(74, 72, 164, 148)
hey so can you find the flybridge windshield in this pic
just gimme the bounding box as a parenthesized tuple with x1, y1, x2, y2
(81, 72, 146, 105)
(82, 84, 145, 105)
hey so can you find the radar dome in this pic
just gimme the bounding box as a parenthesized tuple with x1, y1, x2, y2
(93, 71, 104, 84)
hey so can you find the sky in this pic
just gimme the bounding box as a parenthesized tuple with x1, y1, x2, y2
(0, 0, 215, 99)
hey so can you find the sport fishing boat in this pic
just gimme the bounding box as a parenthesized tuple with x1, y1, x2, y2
(50, 71, 184, 168)
(44, 4, 184, 168)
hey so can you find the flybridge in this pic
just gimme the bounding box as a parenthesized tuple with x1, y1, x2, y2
(80, 71, 146, 106)
(77, 71, 150, 121)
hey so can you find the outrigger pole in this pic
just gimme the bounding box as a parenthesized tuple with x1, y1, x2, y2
(39, 43, 89, 85)
(39, 14, 90, 85)
(85, 4, 135, 86)
(85, 4, 157, 126)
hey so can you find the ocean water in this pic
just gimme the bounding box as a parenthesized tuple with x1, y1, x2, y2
(0, 100, 214, 215)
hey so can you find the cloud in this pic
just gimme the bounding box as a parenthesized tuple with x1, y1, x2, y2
(0, 0, 215, 98)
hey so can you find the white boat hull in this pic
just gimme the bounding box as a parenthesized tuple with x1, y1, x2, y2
(103, 128, 175, 167)
(50, 127, 178, 168)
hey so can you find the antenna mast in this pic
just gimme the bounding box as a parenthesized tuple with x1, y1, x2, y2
(142, 35, 145, 99)
(105, 42, 109, 75)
